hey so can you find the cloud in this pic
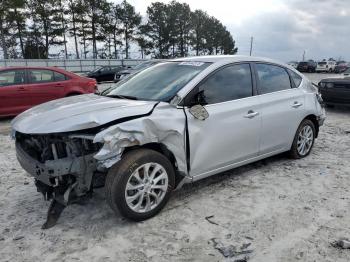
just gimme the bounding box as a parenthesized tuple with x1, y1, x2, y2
(229, 0, 350, 61)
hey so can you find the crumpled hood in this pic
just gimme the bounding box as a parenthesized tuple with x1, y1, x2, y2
(12, 94, 157, 134)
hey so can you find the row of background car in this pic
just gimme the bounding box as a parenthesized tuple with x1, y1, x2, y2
(288, 60, 349, 73)
(0, 60, 162, 117)
(82, 60, 164, 83)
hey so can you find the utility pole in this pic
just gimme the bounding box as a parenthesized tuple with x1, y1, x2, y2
(302, 50, 306, 61)
(249, 36, 253, 56)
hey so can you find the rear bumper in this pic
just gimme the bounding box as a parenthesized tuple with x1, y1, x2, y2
(317, 115, 326, 126)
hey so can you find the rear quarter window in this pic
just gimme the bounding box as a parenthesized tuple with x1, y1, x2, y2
(255, 64, 292, 94)
(288, 70, 302, 87)
(54, 71, 68, 81)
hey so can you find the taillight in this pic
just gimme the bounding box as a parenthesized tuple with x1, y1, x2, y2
(316, 93, 324, 107)
(87, 80, 97, 89)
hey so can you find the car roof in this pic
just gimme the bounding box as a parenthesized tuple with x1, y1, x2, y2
(170, 55, 285, 65)
(0, 66, 79, 78)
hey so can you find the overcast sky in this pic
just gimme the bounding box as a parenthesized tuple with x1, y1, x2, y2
(125, 0, 350, 62)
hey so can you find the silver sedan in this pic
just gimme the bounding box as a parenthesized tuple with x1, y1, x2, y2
(12, 55, 326, 227)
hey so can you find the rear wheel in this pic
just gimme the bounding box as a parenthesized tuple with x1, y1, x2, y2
(289, 119, 316, 159)
(105, 149, 175, 221)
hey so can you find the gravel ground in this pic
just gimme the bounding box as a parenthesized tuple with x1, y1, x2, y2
(1, 73, 350, 262)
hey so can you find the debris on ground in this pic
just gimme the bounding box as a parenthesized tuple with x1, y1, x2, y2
(13, 236, 24, 241)
(211, 238, 253, 260)
(332, 238, 350, 249)
(205, 215, 219, 225)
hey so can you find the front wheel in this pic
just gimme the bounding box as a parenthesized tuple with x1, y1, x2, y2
(289, 119, 316, 159)
(105, 149, 175, 221)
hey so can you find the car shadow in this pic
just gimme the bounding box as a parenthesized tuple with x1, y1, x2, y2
(325, 106, 350, 114)
(0, 116, 13, 135)
(59, 152, 290, 229)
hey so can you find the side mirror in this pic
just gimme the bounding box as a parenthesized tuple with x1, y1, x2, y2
(189, 104, 209, 121)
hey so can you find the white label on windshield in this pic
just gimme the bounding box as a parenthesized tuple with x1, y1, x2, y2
(179, 62, 205, 66)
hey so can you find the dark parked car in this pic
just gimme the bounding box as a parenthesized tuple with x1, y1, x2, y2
(297, 61, 316, 72)
(334, 61, 348, 73)
(114, 60, 164, 82)
(87, 66, 125, 82)
(0, 66, 97, 117)
(318, 68, 350, 107)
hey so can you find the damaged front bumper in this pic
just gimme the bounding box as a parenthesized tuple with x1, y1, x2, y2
(16, 141, 97, 196)
(14, 132, 105, 228)
(15, 132, 103, 198)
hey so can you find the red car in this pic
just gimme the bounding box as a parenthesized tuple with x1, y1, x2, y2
(0, 67, 97, 117)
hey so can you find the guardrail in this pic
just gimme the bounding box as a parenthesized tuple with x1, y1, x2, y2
(0, 59, 146, 72)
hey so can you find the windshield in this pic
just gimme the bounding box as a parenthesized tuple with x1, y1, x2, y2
(344, 68, 350, 74)
(299, 62, 307, 66)
(318, 62, 327, 65)
(90, 66, 103, 73)
(105, 61, 211, 101)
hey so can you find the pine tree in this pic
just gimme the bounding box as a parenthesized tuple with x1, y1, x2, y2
(144, 2, 170, 58)
(6, 0, 27, 58)
(29, 0, 65, 58)
(115, 0, 141, 59)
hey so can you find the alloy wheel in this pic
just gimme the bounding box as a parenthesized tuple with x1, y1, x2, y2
(125, 162, 168, 213)
(297, 125, 314, 156)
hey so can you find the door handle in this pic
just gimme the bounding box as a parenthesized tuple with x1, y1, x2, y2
(292, 101, 303, 108)
(18, 87, 27, 91)
(244, 110, 259, 119)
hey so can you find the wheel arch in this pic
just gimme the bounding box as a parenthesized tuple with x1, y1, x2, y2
(122, 142, 186, 187)
(303, 114, 319, 138)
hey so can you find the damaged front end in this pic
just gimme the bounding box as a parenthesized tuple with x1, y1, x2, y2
(12, 94, 189, 228)
(15, 132, 104, 228)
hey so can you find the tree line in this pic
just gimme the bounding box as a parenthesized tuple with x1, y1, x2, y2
(0, 0, 238, 59)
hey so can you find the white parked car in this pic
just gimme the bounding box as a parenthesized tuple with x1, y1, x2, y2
(287, 61, 298, 69)
(316, 61, 336, 72)
(11, 56, 326, 228)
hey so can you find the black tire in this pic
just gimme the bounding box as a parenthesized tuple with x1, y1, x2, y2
(105, 148, 175, 221)
(289, 119, 316, 159)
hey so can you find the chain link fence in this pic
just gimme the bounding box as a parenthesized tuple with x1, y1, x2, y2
(0, 59, 146, 72)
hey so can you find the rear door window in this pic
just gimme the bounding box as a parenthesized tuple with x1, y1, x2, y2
(28, 69, 54, 83)
(255, 64, 292, 94)
(0, 70, 25, 86)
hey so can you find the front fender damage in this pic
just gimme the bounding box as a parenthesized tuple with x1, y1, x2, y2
(15, 103, 187, 228)
(93, 103, 187, 174)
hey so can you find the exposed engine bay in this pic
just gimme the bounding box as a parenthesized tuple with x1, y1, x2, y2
(15, 132, 105, 228)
